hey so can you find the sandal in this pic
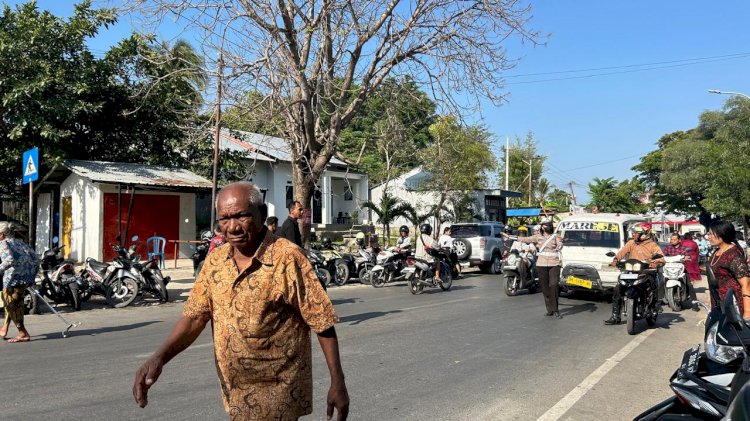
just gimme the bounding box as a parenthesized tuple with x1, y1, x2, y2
(7, 336, 30, 343)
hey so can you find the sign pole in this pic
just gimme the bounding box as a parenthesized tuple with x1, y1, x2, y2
(29, 181, 35, 250)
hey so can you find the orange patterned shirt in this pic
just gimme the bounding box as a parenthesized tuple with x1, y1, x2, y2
(183, 231, 338, 420)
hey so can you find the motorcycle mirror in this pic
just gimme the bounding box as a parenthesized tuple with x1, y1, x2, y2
(131, 235, 139, 242)
(723, 291, 743, 328)
(605, 251, 616, 257)
(52, 236, 59, 245)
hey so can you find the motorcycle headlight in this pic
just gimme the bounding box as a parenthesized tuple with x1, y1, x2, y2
(625, 262, 633, 271)
(705, 322, 744, 364)
(664, 267, 680, 278)
(507, 255, 518, 266)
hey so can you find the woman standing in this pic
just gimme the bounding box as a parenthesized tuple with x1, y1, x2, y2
(681, 233, 702, 282)
(0, 222, 39, 343)
(706, 221, 750, 322)
(503, 221, 563, 319)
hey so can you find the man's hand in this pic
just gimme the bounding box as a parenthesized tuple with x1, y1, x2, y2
(326, 383, 350, 421)
(133, 355, 165, 408)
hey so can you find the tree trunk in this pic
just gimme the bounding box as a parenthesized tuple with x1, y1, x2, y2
(293, 170, 316, 250)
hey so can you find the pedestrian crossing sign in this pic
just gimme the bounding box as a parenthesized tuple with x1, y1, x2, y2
(22, 147, 39, 184)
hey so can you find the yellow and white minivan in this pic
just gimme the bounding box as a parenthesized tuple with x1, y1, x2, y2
(558, 213, 648, 293)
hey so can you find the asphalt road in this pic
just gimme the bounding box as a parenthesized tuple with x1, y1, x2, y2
(3, 271, 708, 420)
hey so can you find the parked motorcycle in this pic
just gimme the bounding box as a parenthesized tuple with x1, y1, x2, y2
(634, 292, 750, 420)
(369, 247, 410, 287)
(502, 247, 539, 296)
(354, 245, 379, 284)
(79, 237, 141, 308)
(402, 247, 455, 294)
(609, 252, 662, 335)
(318, 242, 357, 286)
(127, 237, 170, 302)
(191, 229, 212, 277)
(663, 254, 690, 312)
(38, 236, 84, 310)
(307, 249, 331, 289)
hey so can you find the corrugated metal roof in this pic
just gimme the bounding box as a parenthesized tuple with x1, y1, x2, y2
(224, 130, 349, 166)
(219, 134, 276, 163)
(65, 160, 213, 188)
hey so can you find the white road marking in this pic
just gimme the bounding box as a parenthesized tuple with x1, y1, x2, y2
(535, 328, 656, 421)
(399, 296, 480, 312)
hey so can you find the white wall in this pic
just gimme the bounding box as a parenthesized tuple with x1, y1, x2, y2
(60, 173, 102, 262)
(35, 192, 52, 254)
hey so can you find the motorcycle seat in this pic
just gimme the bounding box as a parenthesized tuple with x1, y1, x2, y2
(87, 259, 109, 271)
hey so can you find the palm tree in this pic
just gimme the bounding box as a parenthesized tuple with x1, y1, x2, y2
(361, 192, 412, 245)
(588, 177, 617, 211)
(402, 204, 432, 242)
(536, 178, 552, 208)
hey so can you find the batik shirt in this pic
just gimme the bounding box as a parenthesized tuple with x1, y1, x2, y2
(183, 230, 338, 421)
(709, 246, 750, 314)
(0, 238, 39, 289)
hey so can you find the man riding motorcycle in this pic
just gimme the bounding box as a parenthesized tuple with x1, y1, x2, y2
(605, 223, 665, 325)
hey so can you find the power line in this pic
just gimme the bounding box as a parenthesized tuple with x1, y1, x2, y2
(559, 154, 644, 172)
(505, 54, 750, 85)
(504, 52, 750, 78)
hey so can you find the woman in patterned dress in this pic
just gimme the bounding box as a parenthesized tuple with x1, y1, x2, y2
(0, 221, 40, 343)
(706, 221, 750, 322)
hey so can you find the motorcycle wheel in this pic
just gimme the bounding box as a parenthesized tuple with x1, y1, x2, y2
(371, 270, 387, 288)
(358, 265, 372, 285)
(79, 273, 93, 302)
(504, 276, 518, 296)
(318, 268, 332, 288)
(154, 276, 169, 303)
(439, 269, 453, 291)
(666, 287, 682, 312)
(68, 282, 81, 311)
(409, 271, 424, 295)
(333, 260, 349, 286)
(106, 278, 139, 308)
(23, 287, 39, 315)
(625, 298, 637, 335)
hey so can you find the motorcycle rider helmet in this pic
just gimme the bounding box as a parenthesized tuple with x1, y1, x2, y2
(356, 232, 366, 247)
(540, 221, 554, 235)
(419, 223, 432, 236)
(200, 229, 213, 242)
(322, 237, 332, 248)
(632, 223, 653, 242)
(399, 225, 409, 235)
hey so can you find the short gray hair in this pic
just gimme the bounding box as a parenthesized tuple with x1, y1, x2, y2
(0, 221, 14, 238)
(215, 181, 265, 211)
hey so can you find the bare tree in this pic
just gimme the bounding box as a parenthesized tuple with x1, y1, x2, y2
(126, 0, 544, 242)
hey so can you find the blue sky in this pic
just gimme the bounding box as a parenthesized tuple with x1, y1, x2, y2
(10, 1, 750, 202)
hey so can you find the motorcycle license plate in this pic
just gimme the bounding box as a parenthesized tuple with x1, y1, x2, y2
(677, 345, 700, 377)
(620, 274, 639, 280)
(566, 276, 592, 289)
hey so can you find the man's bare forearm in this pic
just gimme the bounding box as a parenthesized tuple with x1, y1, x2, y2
(317, 327, 345, 385)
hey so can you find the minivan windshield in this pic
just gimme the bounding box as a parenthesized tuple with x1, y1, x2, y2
(559, 221, 621, 248)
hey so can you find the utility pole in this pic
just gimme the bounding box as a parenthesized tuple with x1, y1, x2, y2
(528, 148, 533, 206)
(568, 181, 578, 206)
(504, 137, 510, 208)
(210, 53, 223, 228)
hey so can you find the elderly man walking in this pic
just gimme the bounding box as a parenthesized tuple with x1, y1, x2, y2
(133, 182, 349, 420)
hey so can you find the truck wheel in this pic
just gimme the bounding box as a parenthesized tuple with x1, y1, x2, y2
(489, 254, 502, 274)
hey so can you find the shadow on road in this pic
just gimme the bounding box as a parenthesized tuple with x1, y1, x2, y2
(558, 302, 598, 317)
(339, 310, 403, 325)
(332, 297, 361, 305)
(652, 312, 686, 329)
(422, 284, 476, 294)
(37, 321, 163, 340)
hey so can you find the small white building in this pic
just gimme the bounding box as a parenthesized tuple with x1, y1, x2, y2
(35, 160, 211, 262)
(369, 166, 521, 228)
(220, 130, 369, 227)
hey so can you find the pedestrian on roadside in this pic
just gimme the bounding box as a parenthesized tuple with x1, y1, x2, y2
(207, 224, 226, 254)
(681, 233, 702, 282)
(133, 182, 349, 420)
(277, 200, 304, 248)
(0, 221, 39, 343)
(706, 221, 750, 322)
(266, 216, 279, 234)
(696, 233, 710, 268)
(503, 221, 563, 319)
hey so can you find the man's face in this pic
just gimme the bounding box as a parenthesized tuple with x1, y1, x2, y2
(268, 223, 277, 233)
(670, 236, 680, 246)
(217, 190, 264, 251)
(290, 203, 303, 219)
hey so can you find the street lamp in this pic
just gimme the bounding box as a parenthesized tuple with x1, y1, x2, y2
(708, 89, 750, 100)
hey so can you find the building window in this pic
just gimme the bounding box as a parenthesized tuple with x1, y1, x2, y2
(286, 186, 294, 208)
(344, 186, 353, 201)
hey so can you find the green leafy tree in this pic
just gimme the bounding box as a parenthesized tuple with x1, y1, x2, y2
(361, 192, 412, 246)
(587, 177, 645, 214)
(420, 116, 497, 228)
(498, 132, 546, 206)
